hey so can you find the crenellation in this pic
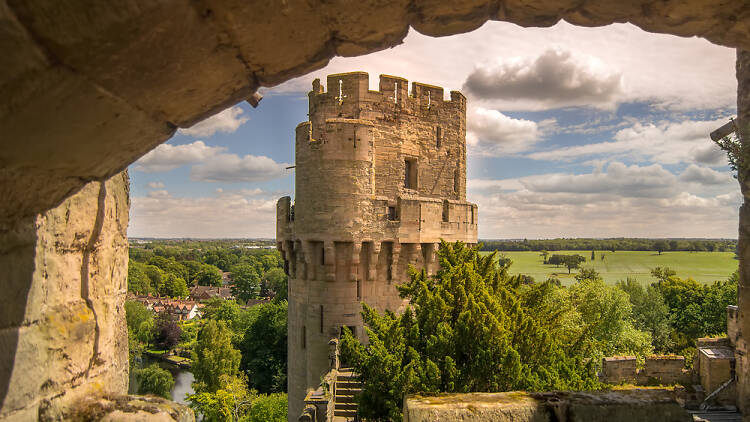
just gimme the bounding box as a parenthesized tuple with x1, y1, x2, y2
(279, 71, 477, 419)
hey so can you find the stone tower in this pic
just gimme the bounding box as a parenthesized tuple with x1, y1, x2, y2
(276, 72, 478, 419)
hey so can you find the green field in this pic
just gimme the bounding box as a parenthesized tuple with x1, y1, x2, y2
(481, 250, 738, 285)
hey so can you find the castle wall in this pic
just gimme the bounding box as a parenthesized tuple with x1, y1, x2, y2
(278, 72, 477, 420)
(0, 172, 130, 421)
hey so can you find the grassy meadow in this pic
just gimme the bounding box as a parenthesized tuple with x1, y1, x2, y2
(481, 250, 738, 285)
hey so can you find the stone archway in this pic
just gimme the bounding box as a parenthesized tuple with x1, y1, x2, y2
(2, 1, 750, 420)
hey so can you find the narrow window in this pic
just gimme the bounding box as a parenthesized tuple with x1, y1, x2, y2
(470, 206, 475, 224)
(387, 206, 397, 221)
(442, 200, 449, 223)
(320, 305, 324, 333)
(436, 127, 442, 149)
(453, 169, 459, 193)
(356, 279, 361, 300)
(404, 158, 417, 189)
(302, 326, 306, 349)
(320, 246, 325, 266)
(290, 205, 295, 221)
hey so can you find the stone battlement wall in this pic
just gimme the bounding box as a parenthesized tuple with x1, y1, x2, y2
(601, 355, 689, 386)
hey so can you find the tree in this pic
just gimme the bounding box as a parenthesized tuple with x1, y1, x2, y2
(195, 265, 223, 287)
(135, 364, 175, 399)
(616, 278, 673, 352)
(540, 250, 549, 263)
(231, 263, 261, 302)
(563, 254, 586, 273)
(591, 250, 596, 260)
(249, 393, 287, 422)
(163, 273, 190, 298)
(188, 374, 254, 422)
(240, 301, 288, 394)
(144, 265, 165, 294)
(192, 320, 241, 393)
(339, 242, 598, 422)
(153, 312, 182, 351)
(128, 261, 152, 294)
(653, 240, 669, 255)
(125, 300, 155, 344)
(669, 240, 679, 251)
(265, 268, 288, 301)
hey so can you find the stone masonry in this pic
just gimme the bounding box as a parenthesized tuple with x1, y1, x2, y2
(276, 72, 478, 420)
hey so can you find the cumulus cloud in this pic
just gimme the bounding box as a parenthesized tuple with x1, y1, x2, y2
(467, 163, 740, 239)
(134, 141, 225, 173)
(190, 153, 291, 183)
(129, 190, 279, 238)
(466, 107, 542, 155)
(147, 182, 165, 189)
(679, 164, 733, 185)
(527, 118, 730, 166)
(463, 48, 623, 109)
(179, 106, 249, 137)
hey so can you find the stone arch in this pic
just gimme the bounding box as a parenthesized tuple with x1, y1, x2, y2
(2, 2, 750, 420)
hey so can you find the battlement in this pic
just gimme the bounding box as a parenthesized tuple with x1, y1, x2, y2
(309, 71, 465, 112)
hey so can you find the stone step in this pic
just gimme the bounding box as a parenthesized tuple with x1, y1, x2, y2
(336, 381, 361, 389)
(336, 387, 361, 395)
(335, 403, 358, 411)
(335, 394, 356, 403)
(337, 375, 359, 382)
(334, 409, 357, 418)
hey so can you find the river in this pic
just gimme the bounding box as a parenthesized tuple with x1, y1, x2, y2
(128, 355, 195, 404)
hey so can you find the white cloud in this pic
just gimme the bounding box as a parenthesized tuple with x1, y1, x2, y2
(273, 21, 735, 112)
(526, 118, 730, 166)
(178, 106, 249, 137)
(679, 164, 734, 185)
(466, 107, 542, 155)
(190, 153, 291, 183)
(129, 190, 279, 238)
(147, 182, 165, 189)
(463, 48, 623, 109)
(133, 141, 225, 173)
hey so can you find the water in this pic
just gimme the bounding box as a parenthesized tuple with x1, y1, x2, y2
(129, 355, 195, 404)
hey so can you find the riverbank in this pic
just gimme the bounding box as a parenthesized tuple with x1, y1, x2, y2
(144, 350, 193, 369)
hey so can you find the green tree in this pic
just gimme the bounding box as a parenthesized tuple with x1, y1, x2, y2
(615, 278, 673, 352)
(591, 250, 595, 260)
(653, 240, 669, 255)
(340, 242, 598, 421)
(231, 263, 261, 302)
(188, 375, 254, 422)
(249, 393, 287, 422)
(265, 268, 288, 301)
(240, 301, 288, 394)
(669, 240, 679, 251)
(125, 300, 155, 344)
(540, 250, 549, 263)
(149, 256, 190, 281)
(563, 255, 586, 273)
(128, 261, 152, 294)
(163, 273, 190, 298)
(193, 320, 241, 393)
(195, 265, 223, 287)
(135, 364, 175, 399)
(144, 265, 165, 294)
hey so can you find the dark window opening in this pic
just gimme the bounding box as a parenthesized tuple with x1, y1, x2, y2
(340, 326, 357, 338)
(290, 205, 295, 221)
(453, 169, 459, 193)
(320, 246, 325, 266)
(471, 207, 475, 224)
(302, 326, 306, 349)
(387, 206, 398, 221)
(436, 126, 442, 149)
(442, 200, 449, 223)
(320, 305, 324, 333)
(405, 158, 417, 189)
(356, 279, 361, 300)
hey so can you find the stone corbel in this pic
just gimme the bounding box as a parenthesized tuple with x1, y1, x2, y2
(324, 241, 335, 282)
(350, 242, 362, 282)
(368, 241, 381, 281)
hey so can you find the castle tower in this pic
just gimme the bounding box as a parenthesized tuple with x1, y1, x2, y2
(276, 72, 478, 420)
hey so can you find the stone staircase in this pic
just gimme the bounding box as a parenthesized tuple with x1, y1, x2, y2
(333, 368, 361, 421)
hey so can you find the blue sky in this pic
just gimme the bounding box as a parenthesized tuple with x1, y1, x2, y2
(128, 21, 739, 239)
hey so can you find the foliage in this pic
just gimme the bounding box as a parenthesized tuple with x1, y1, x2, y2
(125, 300, 155, 344)
(163, 273, 190, 298)
(192, 320, 242, 393)
(135, 364, 175, 399)
(480, 238, 735, 253)
(188, 375, 254, 422)
(264, 268, 288, 301)
(340, 242, 599, 421)
(128, 261, 152, 294)
(248, 393, 287, 422)
(195, 265, 224, 287)
(240, 301, 288, 394)
(547, 254, 586, 273)
(615, 278, 672, 352)
(153, 312, 182, 351)
(231, 263, 261, 302)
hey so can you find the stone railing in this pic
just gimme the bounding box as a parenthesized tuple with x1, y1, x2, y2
(299, 338, 341, 422)
(600, 355, 692, 386)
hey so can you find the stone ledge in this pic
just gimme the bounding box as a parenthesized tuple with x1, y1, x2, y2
(63, 394, 194, 422)
(403, 389, 691, 422)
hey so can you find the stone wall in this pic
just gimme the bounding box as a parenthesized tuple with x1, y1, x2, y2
(402, 390, 691, 422)
(0, 172, 130, 421)
(601, 355, 688, 386)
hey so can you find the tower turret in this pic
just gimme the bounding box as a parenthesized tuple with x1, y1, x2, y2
(277, 72, 477, 420)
